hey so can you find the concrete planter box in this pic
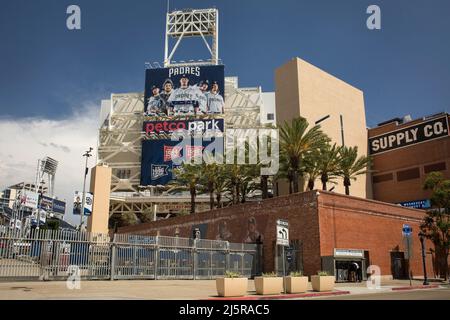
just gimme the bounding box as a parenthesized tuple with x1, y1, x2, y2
(284, 276, 308, 293)
(216, 278, 248, 297)
(254, 277, 283, 295)
(311, 275, 335, 292)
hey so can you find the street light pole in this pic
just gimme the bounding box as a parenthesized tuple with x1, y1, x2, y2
(79, 147, 93, 231)
(419, 231, 429, 285)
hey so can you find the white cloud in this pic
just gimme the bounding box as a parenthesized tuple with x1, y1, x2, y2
(0, 101, 100, 226)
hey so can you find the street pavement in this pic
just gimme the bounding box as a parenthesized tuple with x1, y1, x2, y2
(0, 279, 448, 300)
(315, 287, 450, 300)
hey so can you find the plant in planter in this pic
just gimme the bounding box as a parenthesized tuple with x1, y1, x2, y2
(254, 272, 284, 295)
(216, 271, 248, 297)
(284, 271, 309, 294)
(311, 271, 335, 292)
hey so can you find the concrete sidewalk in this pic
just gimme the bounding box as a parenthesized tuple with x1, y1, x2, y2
(0, 279, 446, 300)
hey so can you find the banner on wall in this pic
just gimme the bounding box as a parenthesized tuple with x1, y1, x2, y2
(140, 138, 223, 186)
(73, 191, 93, 216)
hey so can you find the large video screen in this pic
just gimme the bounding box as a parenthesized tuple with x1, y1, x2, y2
(144, 65, 225, 116)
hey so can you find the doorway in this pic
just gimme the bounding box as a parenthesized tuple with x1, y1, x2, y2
(335, 260, 364, 282)
(390, 251, 407, 279)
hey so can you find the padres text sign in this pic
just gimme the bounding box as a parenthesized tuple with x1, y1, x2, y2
(369, 116, 449, 155)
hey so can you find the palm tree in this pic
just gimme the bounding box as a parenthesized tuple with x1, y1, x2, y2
(214, 165, 229, 208)
(198, 152, 220, 210)
(304, 149, 321, 191)
(199, 163, 219, 210)
(279, 117, 329, 193)
(317, 143, 342, 191)
(170, 164, 202, 214)
(337, 146, 371, 195)
(274, 154, 294, 194)
(240, 164, 260, 203)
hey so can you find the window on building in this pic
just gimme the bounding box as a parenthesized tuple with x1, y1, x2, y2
(424, 162, 447, 174)
(397, 168, 420, 182)
(267, 113, 274, 121)
(373, 173, 393, 183)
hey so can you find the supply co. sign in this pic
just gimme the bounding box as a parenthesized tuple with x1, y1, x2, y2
(369, 116, 449, 155)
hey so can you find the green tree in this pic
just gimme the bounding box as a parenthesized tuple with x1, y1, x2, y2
(41, 218, 60, 230)
(137, 208, 154, 223)
(214, 164, 229, 208)
(121, 212, 139, 226)
(317, 143, 341, 191)
(304, 149, 321, 191)
(199, 162, 219, 210)
(170, 164, 202, 214)
(337, 146, 371, 195)
(239, 164, 260, 203)
(279, 117, 329, 193)
(422, 172, 450, 280)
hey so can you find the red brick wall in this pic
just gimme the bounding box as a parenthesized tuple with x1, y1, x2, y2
(318, 192, 433, 277)
(117, 191, 321, 275)
(117, 191, 432, 277)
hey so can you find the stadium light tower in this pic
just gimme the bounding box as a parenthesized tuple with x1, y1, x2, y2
(164, 8, 219, 67)
(34, 157, 58, 197)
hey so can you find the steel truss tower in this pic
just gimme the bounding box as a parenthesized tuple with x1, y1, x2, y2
(164, 8, 219, 67)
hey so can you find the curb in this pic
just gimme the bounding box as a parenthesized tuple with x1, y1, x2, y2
(392, 284, 440, 291)
(206, 290, 351, 300)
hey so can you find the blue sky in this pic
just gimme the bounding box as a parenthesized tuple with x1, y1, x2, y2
(0, 0, 449, 126)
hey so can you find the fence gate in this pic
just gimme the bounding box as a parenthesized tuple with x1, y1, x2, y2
(0, 230, 262, 281)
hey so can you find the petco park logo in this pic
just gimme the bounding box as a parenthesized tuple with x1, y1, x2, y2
(144, 119, 224, 135)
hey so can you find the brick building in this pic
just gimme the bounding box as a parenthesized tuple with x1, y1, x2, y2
(369, 112, 450, 207)
(117, 190, 434, 281)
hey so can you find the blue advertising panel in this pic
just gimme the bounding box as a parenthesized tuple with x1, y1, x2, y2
(140, 138, 223, 186)
(398, 199, 431, 210)
(72, 192, 93, 216)
(52, 199, 66, 214)
(38, 195, 66, 214)
(39, 195, 53, 211)
(144, 65, 225, 116)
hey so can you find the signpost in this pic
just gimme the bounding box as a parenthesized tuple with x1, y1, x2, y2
(276, 219, 289, 294)
(276, 219, 289, 247)
(402, 224, 413, 286)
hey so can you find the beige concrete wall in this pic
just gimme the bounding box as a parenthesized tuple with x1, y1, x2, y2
(275, 58, 301, 124)
(275, 57, 370, 198)
(87, 165, 112, 234)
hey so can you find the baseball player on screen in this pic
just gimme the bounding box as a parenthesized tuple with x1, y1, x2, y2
(195, 80, 209, 114)
(159, 78, 174, 115)
(207, 81, 224, 114)
(168, 74, 199, 115)
(146, 85, 163, 115)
